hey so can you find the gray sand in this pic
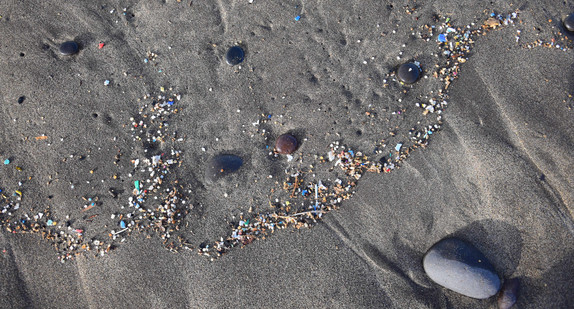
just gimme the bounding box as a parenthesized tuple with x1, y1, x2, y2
(1, 1, 573, 308)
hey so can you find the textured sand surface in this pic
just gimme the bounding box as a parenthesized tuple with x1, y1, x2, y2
(1, 1, 573, 308)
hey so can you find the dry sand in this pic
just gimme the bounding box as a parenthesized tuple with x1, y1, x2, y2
(1, 1, 573, 308)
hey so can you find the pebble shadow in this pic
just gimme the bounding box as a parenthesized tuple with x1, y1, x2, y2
(449, 219, 523, 278)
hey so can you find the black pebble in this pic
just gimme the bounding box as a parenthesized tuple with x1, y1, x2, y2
(17, 96, 25, 104)
(205, 154, 243, 182)
(397, 63, 421, 84)
(275, 134, 299, 154)
(108, 188, 120, 199)
(564, 14, 574, 33)
(226, 46, 245, 65)
(59, 41, 79, 55)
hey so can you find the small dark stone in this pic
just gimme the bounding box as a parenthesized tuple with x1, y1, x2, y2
(397, 62, 421, 84)
(108, 188, 120, 199)
(498, 278, 520, 309)
(59, 41, 79, 55)
(226, 46, 245, 65)
(17, 96, 25, 104)
(275, 134, 298, 154)
(564, 14, 574, 33)
(205, 154, 243, 182)
(423, 238, 501, 299)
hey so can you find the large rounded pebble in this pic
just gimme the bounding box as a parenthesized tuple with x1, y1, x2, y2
(59, 41, 79, 55)
(564, 14, 574, 33)
(397, 62, 421, 84)
(205, 154, 243, 182)
(497, 278, 519, 309)
(226, 46, 245, 65)
(423, 238, 501, 299)
(275, 134, 298, 154)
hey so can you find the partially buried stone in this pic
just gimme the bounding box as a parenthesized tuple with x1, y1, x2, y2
(59, 41, 79, 55)
(564, 14, 574, 33)
(397, 62, 421, 84)
(226, 46, 245, 65)
(423, 238, 501, 299)
(275, 134, 298, 154)
(205, 154, 243, 182)
(497, 278, 519, 309)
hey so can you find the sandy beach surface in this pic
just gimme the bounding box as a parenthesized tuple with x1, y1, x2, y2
(1, 1, 573, 308)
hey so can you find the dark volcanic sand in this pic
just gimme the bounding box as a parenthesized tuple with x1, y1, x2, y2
(1, 1, 574, 308)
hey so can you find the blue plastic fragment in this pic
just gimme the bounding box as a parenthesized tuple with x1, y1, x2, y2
(438, 34, 447, 42)
(120, 220, 127, 229)
(167, 100, 174, 106)
(395, 143, 403, 151)
(295, 15, 301, 21)
(47, 219, 53, 225)
(3, 159, 10, 165)
(348, 150, 354, 157)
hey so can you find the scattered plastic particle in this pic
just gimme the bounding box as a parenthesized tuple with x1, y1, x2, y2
(395, 143, 403, 152)
(295, 15, 301, 21)
(98, 42, 105, 49)
(47, 219, 53, 226)
(438, 34, 447, 43)
(120, 220, 127, 229)
(3, 159, 9, 165)
(104, 80, 110, 86)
